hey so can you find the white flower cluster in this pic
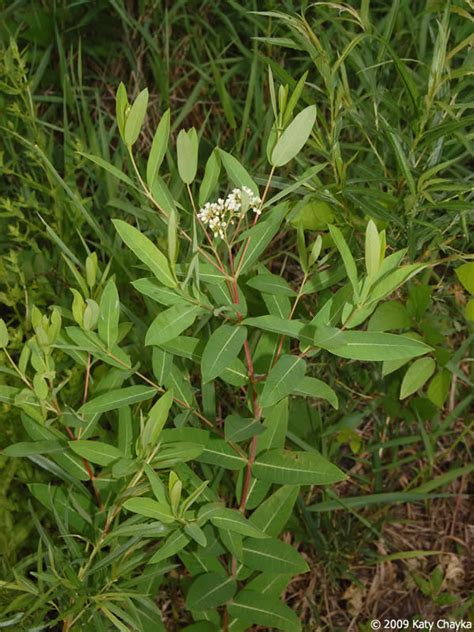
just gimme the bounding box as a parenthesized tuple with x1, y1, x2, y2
(197, 186, 262, 239)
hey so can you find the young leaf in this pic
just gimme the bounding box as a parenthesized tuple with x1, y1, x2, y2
(80, 385, 157, 415)
(113, 220, 176, 288)
(68, 440, 124, 467)
(123, 497, 175, 523)
(260, 355, 306, 408)
(146, 109, 170, 188)
(271, 105, 316, 167)
(124, 88, 148, 146)
(242, 537, 309, 574)
(98, 280, 120, 348)
(177, 128, 198, 185)
(186, 573, 236, 610)
(228, 590, 301, 632)
(400, 357, 436, 400)
(253, 449, 346, 485)
(209, 508, 268, 539)
(145, 304, 203, 346)
(201, 324, 247, 384)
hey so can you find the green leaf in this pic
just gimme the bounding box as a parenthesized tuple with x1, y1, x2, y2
(368, 301, 410, 332)
(145, 304, 203, 346)
(400, 357, 436, 399)
(123, 497, 174, 523)
(78, 152, 135, 188)
(146, 109, 170, 188)
(242, 537, 309, 574)
(247, 273, 296, 297)
(260, 355, 306, 408)
(142, 390, 174, 448)
(113, 220, 176, 288)
(149, 530, 190, 564)
(228, 590, 301, 632)
(292, 376, 339, 409)
(218, 149, 258, 196)
(201, 325, 247, 384)
(209, 508, 268, 539)
(116, 81, 129, 140)
(365, 219, 381, 277)
(369, 264, 424, 304)
(68, 440, 124, 466)
(186, 573, 236, 610)
(271, 105, 316, 167)
(4, 440, 65, 458)
(243, 316, 304, 339)
(455, 263, 474, 294)
(427, 369, 451, 408)
(253, 449, 346, 485)
(225, 415, 265, 443)
(235, 203, 288, 275)
(177, 128, 198, 184)
(98, 280, 120, 348)
(124, 88, 149, 146)
(328, 225, 359, 301)
(198, 438, 247, 470)
(250, 485, 299, 536)
(318, 330, 432, 361)
(199, 149, 221, 206)
(80, 385, 157, 415)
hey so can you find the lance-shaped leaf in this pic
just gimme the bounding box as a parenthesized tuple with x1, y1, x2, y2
(198, 438, 247, 470)
(242, 537, 309, 574)
(260, 355, 306, 408)
(113, 220, 176, 288)
(328, 225, 359, 301)
(98, 280, 120, 348)
(201, 324, 247, 383)
(141, 389, 174, 449)
(124, 88, 148, 146)
(400, 357, 436, 399)
(292, 376, 339, 409)
(218, 149, 258, 196)
(177, 128, 198, 184)
(271, 105, 316, 167)
(228, 590, 301, 632)
(68, 440, 124, 467)
(146, 304, 204, 346)
(186, 573, 236, 610)
(149, 530, 190, 564)
(243, 316, 304, 339)
(318, 330, 432, 361)
(225, 415, 265, 443)
(199, 148, 221, 206)
(209, 508, 268, 539)
(80, 385, 157, 415)
(253, 449, 346, 485)
(250, 485, 299, 536)
(146, 109, 170, 188)
(123, 497, 174, 524)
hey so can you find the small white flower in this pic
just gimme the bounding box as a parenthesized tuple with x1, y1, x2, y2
(197, 187, 262, 238)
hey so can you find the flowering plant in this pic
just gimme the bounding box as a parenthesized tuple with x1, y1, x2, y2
(0, 79, 432, 630)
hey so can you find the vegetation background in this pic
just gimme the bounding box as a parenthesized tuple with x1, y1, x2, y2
(0, 0, 472, 629)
